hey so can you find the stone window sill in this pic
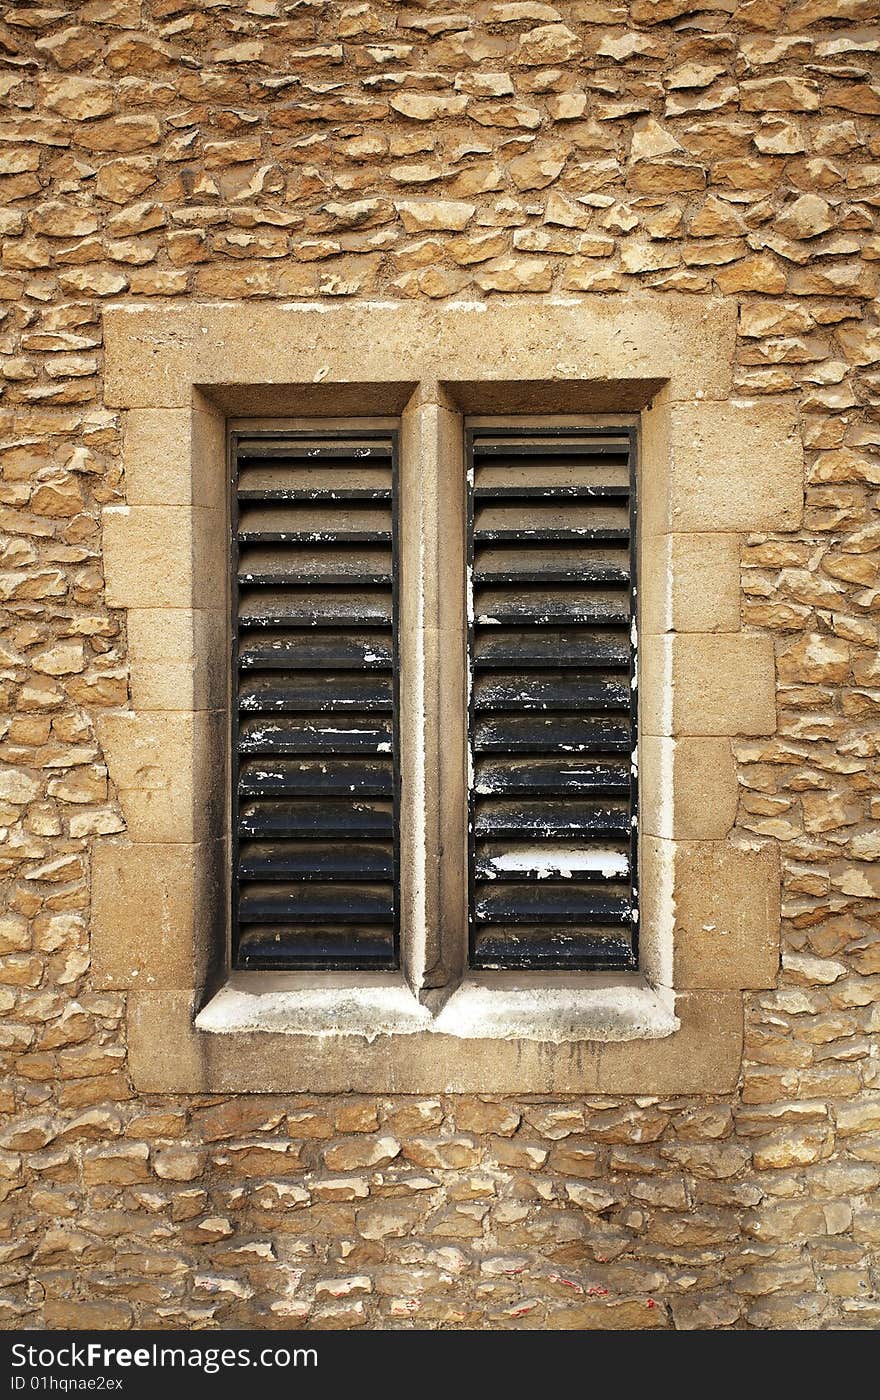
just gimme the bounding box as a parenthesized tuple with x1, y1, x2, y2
(194, 972, 679, 1044)
(128, 981, 740, 1094)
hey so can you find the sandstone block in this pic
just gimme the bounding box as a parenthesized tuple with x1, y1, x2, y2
(128, 989, 742, 1095)
(76, 116, 162, 152)
(96, 711, 224, 843)
(640, 533, 741, 634)
(666, 840, 780, 989)
(323, 1137, 400, 1171)
(38, 75, 114, 120)
(641, 635, 777, 736)
(102, 503, 225, 609)
(508, 144, 568, 191)
(640, 737, 738, 840)
(123, 405, 224, 506)
(777, 633, 851, 684)
(514, 23, 580, 64)
(389, 94, 468, 122)
(102, 298, 736, 409)
(83, 1142, 150, 1185)
(91, 839, 223, 990)
(666, 401, 804, 532)
(126, 608, 225, 712)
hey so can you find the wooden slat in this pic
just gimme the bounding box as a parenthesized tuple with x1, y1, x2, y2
(474, 587, 629, 626)
(238, 503, 391, 542)
(237, 925, 394, 968)
(473, 674, 631, 712)
(474, 886, 632, 924)
(239, 799, 393, 839)
(472, 928, 633, 970)
(239, 629, 393, 670)
(474, 758, 631, 796)
(239, 673, 393, 712)
(473, 715, 632, 753)
(239, 840, 394, 881)
(474, 800, 631, 838)
(238, 716, 393, 754)
(474, 628, 630, 669)
(238, 543, 392, 586)
(238, 756, 393, 797)
(239, 589, 392, 627)
(239, 882, 394, 923)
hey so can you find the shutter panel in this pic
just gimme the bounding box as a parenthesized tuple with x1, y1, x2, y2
(232, 429, 399, 970)
(467, 426, 638, 971)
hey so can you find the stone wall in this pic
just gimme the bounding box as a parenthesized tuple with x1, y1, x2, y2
(1, 0, 879, 1331)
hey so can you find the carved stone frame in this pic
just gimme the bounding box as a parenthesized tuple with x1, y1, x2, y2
(93, 294, 803, 1094)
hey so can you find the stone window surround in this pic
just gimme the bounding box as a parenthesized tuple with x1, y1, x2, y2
(92, 294, 804, 1096)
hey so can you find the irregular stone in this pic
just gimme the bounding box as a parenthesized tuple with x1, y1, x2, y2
(514, 24, 580, 65)
(389, 94, 468, 122)
(323, 1136, 401, 1171)
(775, 195, 835, 240)
(39, 76, 114, 120)
(474, 256, 552, 291)
(396, 200, 475, 233)
(508, 144, 568, 191)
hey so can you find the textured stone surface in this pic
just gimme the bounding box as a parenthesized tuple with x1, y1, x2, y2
(0, 0, 878, 1336)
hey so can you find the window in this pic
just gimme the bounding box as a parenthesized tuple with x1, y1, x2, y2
(98, 294, 790, 1095)
(227, 417, 637, 978)
(231, 426, 400, 971)
(466, 425, 637, 971)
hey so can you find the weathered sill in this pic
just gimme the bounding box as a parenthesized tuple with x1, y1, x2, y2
(194, 972, 678, 1044)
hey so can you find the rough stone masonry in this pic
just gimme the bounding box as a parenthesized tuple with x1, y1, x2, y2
(1, 0, 880, 1331)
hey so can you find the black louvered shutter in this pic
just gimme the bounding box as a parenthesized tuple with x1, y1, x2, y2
(231, 428, 399, 970)
(467, 425, 638, 971)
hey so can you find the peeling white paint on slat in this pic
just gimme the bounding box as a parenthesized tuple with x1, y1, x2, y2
(485, 847, 630, 879)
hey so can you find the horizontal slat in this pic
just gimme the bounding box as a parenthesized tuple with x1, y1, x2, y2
(472, 438, 630, 459)
(238, 543, 392, 586)
(237, 441, 392, 459)
(474, 800, 630, 838)
(474, 674, 631, 712)
(475, 885, 632, 924)
(240, 673, 393, 712)
(238, 504, 391, 543)
(239, 840, 393, 881)
(239, 464, 391, 498)
(477, 530, 629, 545)
(474, 546, 629, 585)
(475, 628, 629, 669)
(239, 882, 393, 923)
(474, 758, 630, 796)
(239, 716, 393, 755)
(239, 588, 391, 627)
(239, 629, 393, 670)
(237, 924, 394, 969)
(473, 715, 632, 753)
(239, 798, 393, 839)
(471, 928, 634, 970)
(239, 756, 392, 797)
(475, 842, 630, 880)
(474, 588, 629, 626)
(474, 500, 629, 538)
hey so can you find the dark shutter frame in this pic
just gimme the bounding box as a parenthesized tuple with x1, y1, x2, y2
(230, 428, 400, 970)
(466, 425, 639, 971)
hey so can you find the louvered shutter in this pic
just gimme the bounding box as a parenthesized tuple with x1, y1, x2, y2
(467, 426, 638, 970)
(231, 428, 399, 970)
